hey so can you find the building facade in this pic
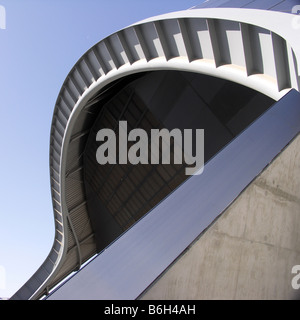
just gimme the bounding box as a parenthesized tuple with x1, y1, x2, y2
(11, 0, 300, 300)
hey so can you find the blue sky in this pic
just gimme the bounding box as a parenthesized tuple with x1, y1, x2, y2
(0, 0, 202, 299)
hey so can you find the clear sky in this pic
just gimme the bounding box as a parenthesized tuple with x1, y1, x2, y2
(0, 0, 203, 299)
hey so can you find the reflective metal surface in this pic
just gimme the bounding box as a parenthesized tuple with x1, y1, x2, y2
(192, 0, 300, 12)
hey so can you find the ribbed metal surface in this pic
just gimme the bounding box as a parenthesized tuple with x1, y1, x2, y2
(84, 82, 188, 248)
(11, 4, 300, 300)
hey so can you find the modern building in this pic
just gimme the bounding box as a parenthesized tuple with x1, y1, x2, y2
(11, 0, 300, 300)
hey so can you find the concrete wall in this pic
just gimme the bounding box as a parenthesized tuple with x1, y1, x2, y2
(141, 134, 300, 300)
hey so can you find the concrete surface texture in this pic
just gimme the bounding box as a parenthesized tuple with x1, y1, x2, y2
(141, 133, 300, 300)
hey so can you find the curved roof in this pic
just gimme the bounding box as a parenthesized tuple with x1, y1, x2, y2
(11, 2, 300, 300)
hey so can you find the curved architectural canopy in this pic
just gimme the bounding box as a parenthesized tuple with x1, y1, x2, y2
(11, 1, 300, 300)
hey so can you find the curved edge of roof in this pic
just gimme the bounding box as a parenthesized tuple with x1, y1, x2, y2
(11, 6, 300, 300)
(134, 8, 300, 73)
